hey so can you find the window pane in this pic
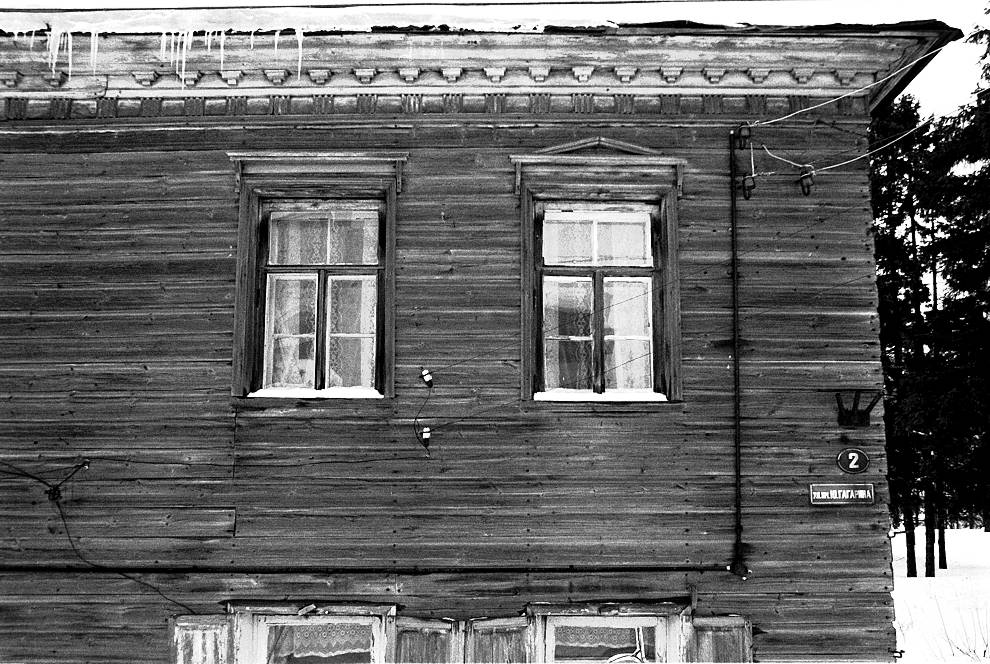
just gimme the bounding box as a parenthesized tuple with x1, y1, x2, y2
(264, 275, 317, 388)
(396, 627, 453, 663)
(543, 277, 593, 391)
(470, 626, 529, 663)
(605, 339, 653, 390)
(328, 278, 377, 335)
(544, 339, 594, 390)
(543, 277, 592, 337)
(326, 337, 376, 389)
(266, 623, 372, 664)
(269, 202, 379, 266)
(553, 625, 655, 662)
(174, 621, 230, 664)
(543, 207, 653, 267)
(327, 207, 379, 265)
(596, 212, 652, 266)
(604, 279, 651, 337)
(270, 213, 328, 265)
(543, 216, 593, 266)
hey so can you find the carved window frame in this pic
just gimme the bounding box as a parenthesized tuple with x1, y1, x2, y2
(511, 140, 684, 403)
(229, 152, 405, 400)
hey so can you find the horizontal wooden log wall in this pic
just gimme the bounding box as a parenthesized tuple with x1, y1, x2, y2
(0, 114, 891, 662)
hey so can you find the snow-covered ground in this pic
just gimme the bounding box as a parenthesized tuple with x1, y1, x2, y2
(892, 528, 990, 662)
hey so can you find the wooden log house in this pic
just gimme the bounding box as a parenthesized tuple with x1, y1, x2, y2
(0, 13, 959, 663)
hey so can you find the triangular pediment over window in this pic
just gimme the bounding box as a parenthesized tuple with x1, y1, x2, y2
(509, 136, 684, 195)
(533, 136, 666, 157)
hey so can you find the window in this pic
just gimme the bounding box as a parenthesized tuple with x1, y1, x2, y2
(257, 199, 384, 397)
(511, 137, 683, 402)
(688, 617, 752, 663)
(252, 614, 387, 663)
(172, 615, 231, 664)
(543, 615, 669, 663)
(230, 152, 404, 399)
(535, 203, 662, 401)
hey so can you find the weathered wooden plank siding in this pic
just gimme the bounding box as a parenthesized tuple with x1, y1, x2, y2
(0, 114, 890, 662)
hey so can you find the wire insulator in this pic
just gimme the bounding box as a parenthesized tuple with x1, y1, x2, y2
(419, 368, 434, 388)
(798, 168, 815, 196)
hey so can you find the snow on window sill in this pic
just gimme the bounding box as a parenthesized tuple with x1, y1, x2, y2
(248, 387, 384, 399)
(534, 389, 668, 402)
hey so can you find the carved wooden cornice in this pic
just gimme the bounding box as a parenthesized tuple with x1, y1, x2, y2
(0, 28, 953, 121)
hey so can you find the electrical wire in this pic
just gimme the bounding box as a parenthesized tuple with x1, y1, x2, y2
(52, 499, 196, 614)
(0, 459, 196, 613)
(816, 119, 933, 173)
(751, 33, 968, 127)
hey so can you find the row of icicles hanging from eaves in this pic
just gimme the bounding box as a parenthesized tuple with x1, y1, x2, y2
(9, 28, 307, 87)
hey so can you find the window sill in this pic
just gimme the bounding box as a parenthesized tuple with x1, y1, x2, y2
(247, 387, 385, 399)
(534, 389, 668, 402)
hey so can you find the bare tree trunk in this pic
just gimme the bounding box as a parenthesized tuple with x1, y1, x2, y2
(904, 502, 918, 577)
(938, 522, 947, 569)
(935, 452, 947, 569)
(925, 489, 936, 577)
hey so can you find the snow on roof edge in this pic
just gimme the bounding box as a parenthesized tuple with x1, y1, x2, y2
(0, 7, 960, 38)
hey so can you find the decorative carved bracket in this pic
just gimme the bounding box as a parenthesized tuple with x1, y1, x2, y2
(308, 69, 330, 85)
(703, 67, 726, 84)
(792, 68, 814, 84)
(354, 68, 377, 84)
(220, 70, 243, 86)
(835, 390, 883, 428)
(0, 70, 22, 88)
(660, 66, 683, 83)
(264, 69, 290, 85)
(747, 68, 770, 84)
(45, 71, 68, 87)
(614, 66, 638, 83)
(441, 67, 463, 83)
(572, 66, 595, 83)
(835, 70, 857, 86)
(528, 66, 550, 83)
(484, 67, 506, 83)
(398, 67, 420, 83)
(133, 70, 159, 86)
(180, 70, 202, 87)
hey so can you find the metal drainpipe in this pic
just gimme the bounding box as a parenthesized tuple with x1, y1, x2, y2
(728, 129, 749, 579)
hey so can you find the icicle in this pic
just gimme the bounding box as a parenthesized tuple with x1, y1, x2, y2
(249, 31, 255, 50)
(170, 32, 177, 67)
(273, 30, 280, 60)
(47, 30, 62, 74)
(219, 31, 225, 73)
(160, 32, 167, 61)
(296, 29, 304, 82)
(29, 31, 35, 49)
(90, 32, 98, 78)
(180, 30, 190, 86)
(205, 31, 211, 52)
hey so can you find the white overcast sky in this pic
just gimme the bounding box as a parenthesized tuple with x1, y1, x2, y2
(0, 0, 986, 117)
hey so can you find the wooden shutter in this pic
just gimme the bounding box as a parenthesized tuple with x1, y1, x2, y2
(395, 617, 461, 663)
(690, 617, 752, 663)
(171, 616, 232, 664)
(465, 617, 530, 663)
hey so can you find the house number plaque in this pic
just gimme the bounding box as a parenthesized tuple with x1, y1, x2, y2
(836, 448, 870, 474)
